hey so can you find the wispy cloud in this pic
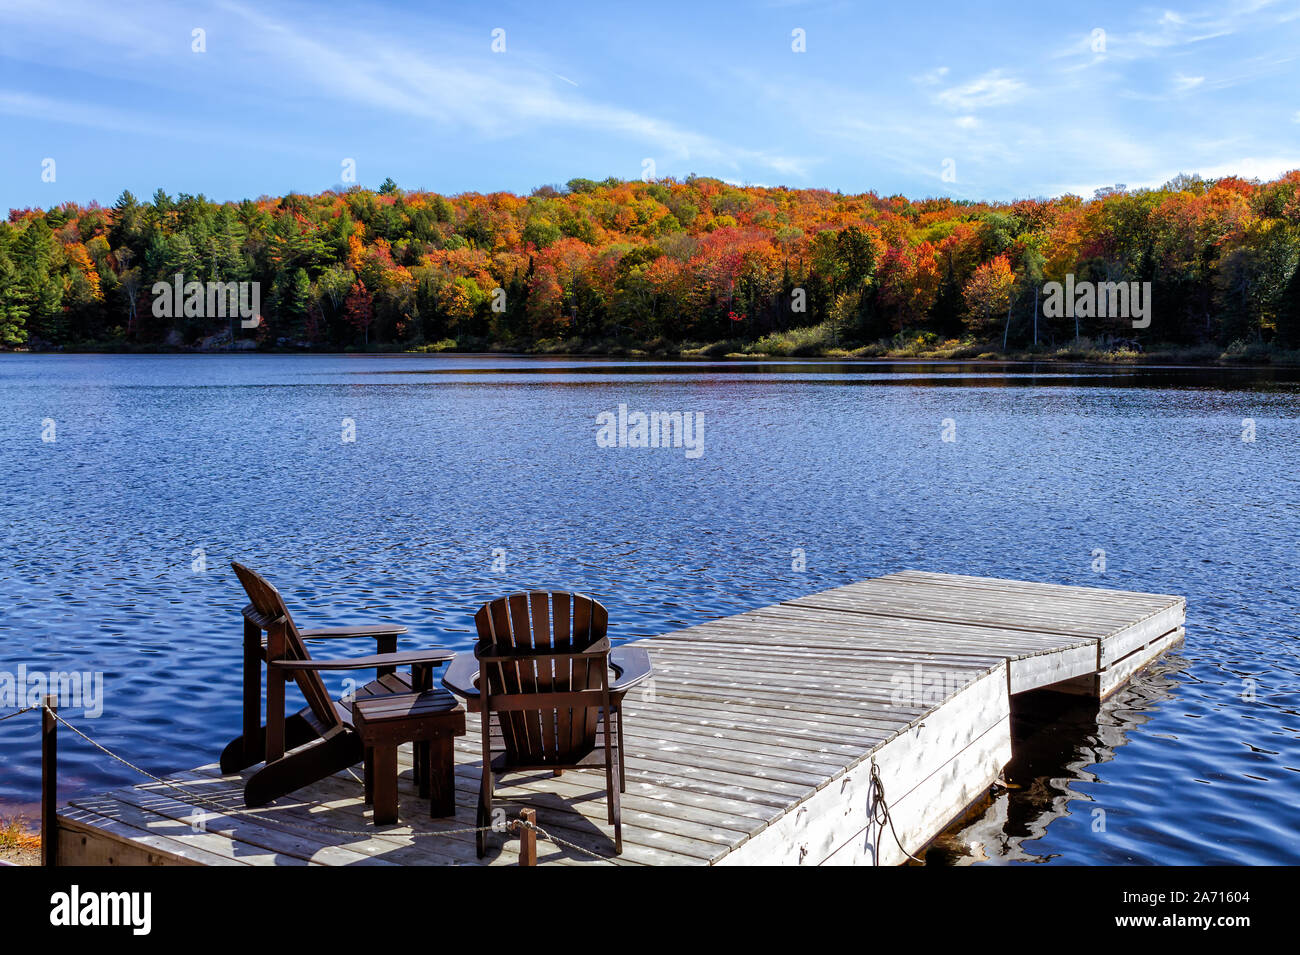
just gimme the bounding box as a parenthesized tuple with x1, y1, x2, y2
(933, 70, 1026, 110)
(913, 66, 950, 86)
(1, 0, 1297, 205)
(0, 89, 230, 147)
(2, 0, 812, 181)
(1053, 0, 1282, 68)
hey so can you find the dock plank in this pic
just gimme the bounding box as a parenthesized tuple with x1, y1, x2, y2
(57, 571, 1185, 866)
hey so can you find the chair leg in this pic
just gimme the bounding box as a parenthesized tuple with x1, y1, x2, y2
(602, 709, 616, 825)
(241, 618, 262, 768)
(476, 771, 491, 858)
(610, 747, 623, 855)
(220, 713, 318, 775)
(265, 673, 285, 762)
(243, 733, 363, 808)
(265, 626, 287, 762)
(477, 714, 492, 858)
(617, 704, 627, 794)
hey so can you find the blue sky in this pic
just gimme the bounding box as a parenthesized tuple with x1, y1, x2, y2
(2, 0, 1299, 209)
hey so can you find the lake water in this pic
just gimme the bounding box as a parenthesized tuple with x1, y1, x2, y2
(1, 353, 1298, 864)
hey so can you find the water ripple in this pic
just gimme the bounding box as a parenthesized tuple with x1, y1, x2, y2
(1, 354, 1298, 864)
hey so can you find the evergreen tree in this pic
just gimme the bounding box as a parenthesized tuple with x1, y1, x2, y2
(0, 236, 28, 346)
(109, 190, 143, 251)
(14, 220, 64, 343)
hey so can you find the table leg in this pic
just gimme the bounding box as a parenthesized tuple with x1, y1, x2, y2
(412, 734, 421, 796)
(363, 746, 375, 804)
(416, 740, 431, 798)
(429, 734, 455, 817)
(373, 744, 398, 824)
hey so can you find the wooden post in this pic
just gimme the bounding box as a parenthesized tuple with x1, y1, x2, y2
(517, 808, 537, 866)
(41, 694, 57, 867)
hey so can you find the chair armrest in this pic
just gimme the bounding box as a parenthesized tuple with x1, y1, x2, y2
(442, 647, 653, 699)
(270, 648, 455, 672)
(298, 623, 409, 640)
(610, 646, 652, 693)
(441, 651, 480, 700)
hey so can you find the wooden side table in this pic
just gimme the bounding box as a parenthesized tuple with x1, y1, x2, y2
(352, 688, 466, 825)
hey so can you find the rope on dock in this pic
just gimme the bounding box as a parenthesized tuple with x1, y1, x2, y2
(28, 703, 910, 866)
(37, 704, 617, 862)
(515, 817, 617, 863)
(869, 760, 925, 865)
(0, 704, 41, 722)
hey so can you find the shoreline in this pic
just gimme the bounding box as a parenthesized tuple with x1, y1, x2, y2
(5, 343, 1299, 368)
(0, 814, 38, 866)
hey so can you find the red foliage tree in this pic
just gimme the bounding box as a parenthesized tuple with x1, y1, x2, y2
(344, 279, 374, 345)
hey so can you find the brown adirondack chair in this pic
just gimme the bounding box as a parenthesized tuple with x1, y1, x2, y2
(220, 562, 456, 808)
(441, 591, 652, 857)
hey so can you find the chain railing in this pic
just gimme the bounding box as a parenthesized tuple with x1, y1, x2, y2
(11, 699, 920, 867)
(15, 696, 615, 867)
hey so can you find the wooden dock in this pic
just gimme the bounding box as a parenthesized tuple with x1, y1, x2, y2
(54, 571, 1185, 866)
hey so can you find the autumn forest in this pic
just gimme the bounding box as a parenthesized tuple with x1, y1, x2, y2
(4, 171, 1300, 358)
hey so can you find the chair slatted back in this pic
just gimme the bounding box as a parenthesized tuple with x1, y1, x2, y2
(474, 592, 609, 765)
(231, 561, 343, 734)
